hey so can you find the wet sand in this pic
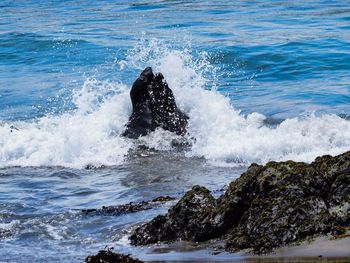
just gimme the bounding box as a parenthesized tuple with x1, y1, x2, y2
(138, 235, 350, 263)
(264, 235, 350, 258)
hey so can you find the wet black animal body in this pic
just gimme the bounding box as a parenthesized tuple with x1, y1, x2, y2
(148, 73, 188, 135)
(122, 67, 188, 139)
(122, 67, 155, 139)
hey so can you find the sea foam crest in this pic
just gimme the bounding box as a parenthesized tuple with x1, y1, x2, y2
(126, 39, 350, 165)
(1, 39, 350, 168)
(0, 79, 132, 168)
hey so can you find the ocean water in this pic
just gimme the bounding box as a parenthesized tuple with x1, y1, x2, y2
(1, 0, 350, 262)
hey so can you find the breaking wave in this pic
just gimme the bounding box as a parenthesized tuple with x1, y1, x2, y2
(1, 39, 350, 168)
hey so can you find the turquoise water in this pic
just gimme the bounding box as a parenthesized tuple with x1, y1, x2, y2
(1, 1, 350, 262)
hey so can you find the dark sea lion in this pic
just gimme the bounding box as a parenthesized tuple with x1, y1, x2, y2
(122, 67, 155, 139)
(123, 67, 188, 139)
(148, 73, 188, 135)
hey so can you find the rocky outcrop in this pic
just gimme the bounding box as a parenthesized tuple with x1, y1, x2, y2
(85, 249, 144, 263)
(130, 186, 217, 245)
(130, 152, 350, 254)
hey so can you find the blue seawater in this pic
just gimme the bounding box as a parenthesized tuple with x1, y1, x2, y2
(1, 1, 350, 262)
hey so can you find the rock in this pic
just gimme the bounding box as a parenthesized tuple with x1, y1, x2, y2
(130, 185, 217, 245)
(82, 196, 175, 216)
(152, 196, 176, 202)
(85, 249, 143, 263)
(130, 152, 350, 254)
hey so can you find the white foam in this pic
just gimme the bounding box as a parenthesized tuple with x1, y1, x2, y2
(0, 220, 20, 231)
(134, 40, 350, 165)
(1, 39, 350, 168)
(45, 224, 65, 240)
(0, 220, 20, 239)
(0, 79, 133, 168)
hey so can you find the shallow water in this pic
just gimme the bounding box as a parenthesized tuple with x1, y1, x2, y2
(0, 151, 246, 262)
(1, 0, 350, 262)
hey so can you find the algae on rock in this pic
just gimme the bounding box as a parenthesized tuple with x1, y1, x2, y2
(130, 151, 350, 254)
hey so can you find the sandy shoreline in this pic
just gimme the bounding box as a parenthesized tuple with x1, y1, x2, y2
(263, 235, 350, 258)
(134, 235, 350, 263)
(247, 235, 350, 263)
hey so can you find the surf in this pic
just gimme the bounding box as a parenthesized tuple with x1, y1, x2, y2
(1, 39, 350, 169)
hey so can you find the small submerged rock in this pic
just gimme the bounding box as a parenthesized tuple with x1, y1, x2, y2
(85, 249, 143, 263)
(130, 151, 350, 254)
(82, 196, 175, 216)
(0, 220, 19, 240)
